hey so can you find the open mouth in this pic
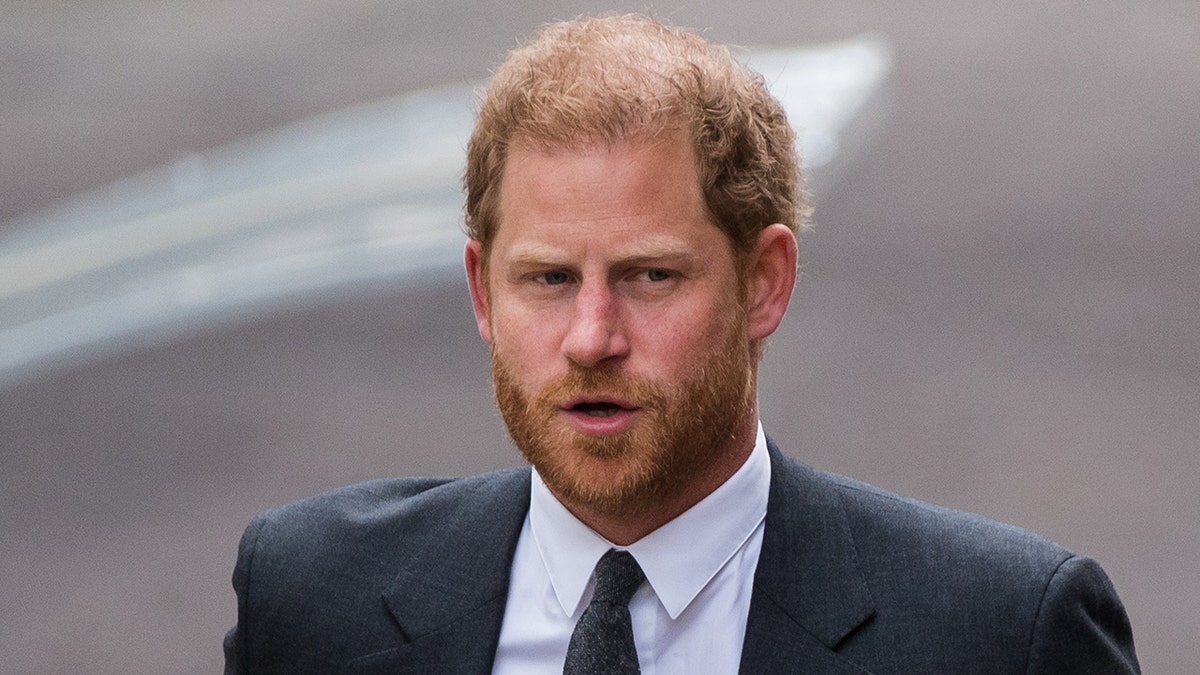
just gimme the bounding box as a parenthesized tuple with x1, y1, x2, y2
(571, 401, 623, 418)
(564, 397, 637, 418)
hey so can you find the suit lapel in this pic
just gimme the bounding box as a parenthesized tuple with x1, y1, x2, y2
(739, 441, 876, 674)
(342, 444, 874, 672)
(349, 468, 531, 674)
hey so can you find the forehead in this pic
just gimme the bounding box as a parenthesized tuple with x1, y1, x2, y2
(493, 133, 713, 247)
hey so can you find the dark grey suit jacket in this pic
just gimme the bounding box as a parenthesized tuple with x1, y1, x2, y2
(224, 441, 1139, 673)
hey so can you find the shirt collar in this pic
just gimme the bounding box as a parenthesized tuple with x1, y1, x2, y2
(529, 422, 771, 619)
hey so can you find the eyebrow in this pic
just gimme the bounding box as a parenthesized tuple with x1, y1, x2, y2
(503, 237, 705, 268)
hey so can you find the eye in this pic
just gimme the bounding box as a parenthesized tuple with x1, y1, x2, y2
(540, 271, 571, 286)
(644, 269, 672, 282)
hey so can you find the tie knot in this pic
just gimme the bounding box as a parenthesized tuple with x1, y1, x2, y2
(591, 549, 645, 606)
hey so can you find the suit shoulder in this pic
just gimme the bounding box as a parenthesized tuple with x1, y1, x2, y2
(818, 468, 1072, 569)
(823, 469, 1138, 671)
(227, 468, 532, 670)
(241, 468, 529, 568)
(761, 448, 1138, 672)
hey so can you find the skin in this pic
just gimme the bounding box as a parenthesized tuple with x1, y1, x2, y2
(465, 132, 797, 544)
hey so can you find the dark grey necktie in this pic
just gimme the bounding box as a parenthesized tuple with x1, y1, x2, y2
(563, 549, 646, 674)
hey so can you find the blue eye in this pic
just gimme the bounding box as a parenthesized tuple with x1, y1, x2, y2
(542, 271, 570, 285)
(645, 269, 671, 282)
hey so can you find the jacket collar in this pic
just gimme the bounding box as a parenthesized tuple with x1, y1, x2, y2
(363, 468, 531, 674)
(738, 439, 877, 673)
(362, 440, 877, 673)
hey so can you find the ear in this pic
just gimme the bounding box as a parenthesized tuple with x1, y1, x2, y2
(746, 224, 798, 341)
(464, 239, 494, 344)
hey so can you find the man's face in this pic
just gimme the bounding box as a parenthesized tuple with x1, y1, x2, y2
(466, 133, 758, 519)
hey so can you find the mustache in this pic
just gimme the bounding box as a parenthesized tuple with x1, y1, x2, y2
(533, 365, 666, 410)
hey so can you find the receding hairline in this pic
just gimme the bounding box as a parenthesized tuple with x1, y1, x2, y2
(488, 129, 719, 247)
(465, 13, 806, 277)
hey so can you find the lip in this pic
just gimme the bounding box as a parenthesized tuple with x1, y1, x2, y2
(558, 397, 640, 436)
(562, 395, 638, 410)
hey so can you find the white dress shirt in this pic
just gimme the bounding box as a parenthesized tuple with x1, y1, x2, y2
(492, 423, 770, 674)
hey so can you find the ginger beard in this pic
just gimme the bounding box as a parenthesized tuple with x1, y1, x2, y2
(490, 300, 757, 520)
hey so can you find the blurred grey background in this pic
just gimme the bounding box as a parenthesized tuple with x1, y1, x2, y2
(2, 1, 1197, 673)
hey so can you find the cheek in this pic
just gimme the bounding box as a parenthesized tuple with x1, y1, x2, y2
(633, 306, 728, 371)
(490, 310, 564, 383)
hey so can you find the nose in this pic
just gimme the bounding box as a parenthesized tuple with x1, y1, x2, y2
(561, 280, 630, 368)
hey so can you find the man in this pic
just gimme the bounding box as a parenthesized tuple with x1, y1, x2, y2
(224, 14, 1139, 674)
